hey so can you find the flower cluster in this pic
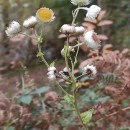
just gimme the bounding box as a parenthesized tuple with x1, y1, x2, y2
(5, 7, 55, 38)
(71, 4, 101, 21)
(4, 1, 102, 129)
(59, 1, 101, 51)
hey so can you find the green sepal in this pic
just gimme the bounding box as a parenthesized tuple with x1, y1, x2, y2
(31, 86, 49, 94)
(37, 52, 44, 57)
(37, 36, 43, 43)
(50, 61, 55, 67)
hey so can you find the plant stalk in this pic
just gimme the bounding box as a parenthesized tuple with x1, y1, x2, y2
(72, 6, 80, 25)
(37, 41, 49, 68)
(73, 87, 88, 130)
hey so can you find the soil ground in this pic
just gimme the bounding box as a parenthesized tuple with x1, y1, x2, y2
(0, 64, 64, 95)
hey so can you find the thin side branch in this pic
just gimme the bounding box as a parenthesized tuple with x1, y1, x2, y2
(97, 106, 130, 122)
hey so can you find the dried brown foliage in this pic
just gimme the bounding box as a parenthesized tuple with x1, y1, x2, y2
(79, 45, 130, 129)
(0, 90, 61, 130)
(0, 92, 31, 130)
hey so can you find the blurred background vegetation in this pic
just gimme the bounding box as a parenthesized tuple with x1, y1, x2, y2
(105, 0, 130, 49)
(0, 1, 130, 129)
(0, 0, 130, 68)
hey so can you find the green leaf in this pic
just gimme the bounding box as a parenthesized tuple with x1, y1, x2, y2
(93, 81, 104, 92)
(18, 74, 25, 89)
(81, 109, 93, 124)
(121, 99, 129, 107)
(63, 94, 74, 105)
(7, 126, 15, 130)
(59, 116, 75, 126)
(23, 88, 31, 95)
(32, 86, 49, 94)
(37, 52, 44, 57)
(86, 89, 97, 100)
(100, 73, 118, 83)
(94, 96, 110, 103)
(80, 76, 90, 82)
(119, 126, 130, 130)
(20, 95, 32, 105)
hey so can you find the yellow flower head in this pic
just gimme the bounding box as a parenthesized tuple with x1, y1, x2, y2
(36, 7, 55, 23)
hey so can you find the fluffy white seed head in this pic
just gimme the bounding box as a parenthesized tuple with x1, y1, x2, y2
(48, 66, 56, 72)
(48, 74, 56, 81)
(83, 30, 101, 50)
(86, 5, 101, 21)
(5, 21, 21, 37)
(47, 66, 56, 81)
(60, 24, 76, 34)
(47, 71, 55, 76)
(23, 16, 37, 28)
(71, 0, 90, 6)
(75, 26, 85, 34)
(83, 64, 97, 76)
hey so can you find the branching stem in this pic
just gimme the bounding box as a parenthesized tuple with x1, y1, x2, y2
(20, 32, 36, 39)
(72, 6, 80, 25)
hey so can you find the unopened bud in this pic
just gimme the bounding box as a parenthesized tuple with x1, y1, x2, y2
(75, 26, 85, 34)
(63, 67, 70, 72)
(61, 46, 75, 57)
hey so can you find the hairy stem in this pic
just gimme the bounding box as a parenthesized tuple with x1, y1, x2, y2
(37, 40, 70, 96)
(73, 88, 88, 130)
(65, 35, 75, 82)
(37, 26, 49, 68)
(64, 32, 88, 130)
(74, 45, 79, 67)
(56, 81, 70, 96)
(69, 56, 76, 81)
(20, 32, 36, 39)
(37, 42, 49, 68)
(76, 73, 88, 80)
